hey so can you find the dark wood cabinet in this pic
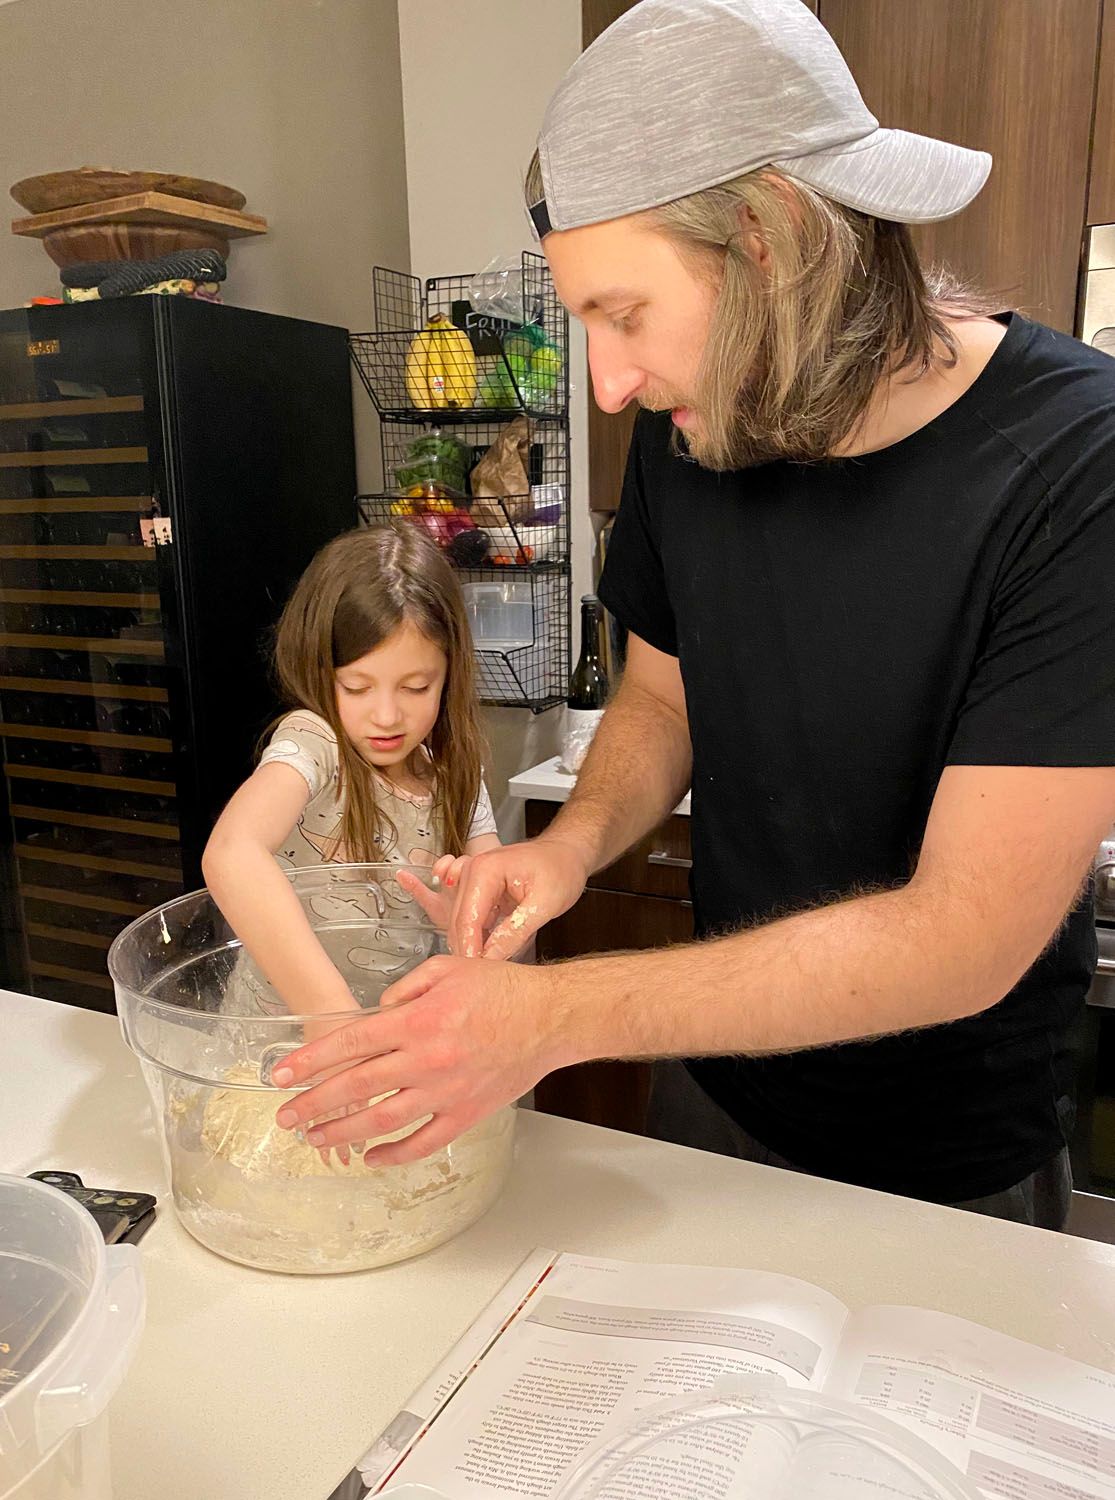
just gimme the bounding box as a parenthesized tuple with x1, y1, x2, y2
(1089, 0, 1115, 225)
(819, 0, 1103, 333)
(525, 799, 694, 1133)
(582, 0, 638, 44)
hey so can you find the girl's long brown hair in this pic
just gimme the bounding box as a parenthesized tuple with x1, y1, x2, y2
(271, 524, 486, 860)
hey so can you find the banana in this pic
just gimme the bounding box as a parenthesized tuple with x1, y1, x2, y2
(404, 314, 478, 410)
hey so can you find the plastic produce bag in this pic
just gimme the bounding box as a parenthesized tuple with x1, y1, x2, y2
(467, 254, 542, 325)
(558, 705, 605, 775)
(394, 431, 471, 494)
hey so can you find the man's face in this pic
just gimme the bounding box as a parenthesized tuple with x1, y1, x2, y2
(544, 215, 720, 441)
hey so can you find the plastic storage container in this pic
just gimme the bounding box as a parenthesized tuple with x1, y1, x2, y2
(0, 1174, 145, 1500)
(108, 863, 516, 1274)
(549, 1387, 981, 1500)
(462, 580, 534, 651)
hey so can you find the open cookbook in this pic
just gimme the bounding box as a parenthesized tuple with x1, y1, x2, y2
(327, 1251, 1115, 1500)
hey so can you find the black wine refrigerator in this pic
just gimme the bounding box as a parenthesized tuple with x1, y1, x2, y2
(0, 296, 356, 1012)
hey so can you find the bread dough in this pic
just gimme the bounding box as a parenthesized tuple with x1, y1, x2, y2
(163, 1067, 514, 1272)
(199, 1067, 421, 1180)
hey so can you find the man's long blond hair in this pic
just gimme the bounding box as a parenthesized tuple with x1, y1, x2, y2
(526, 154, 997, 469)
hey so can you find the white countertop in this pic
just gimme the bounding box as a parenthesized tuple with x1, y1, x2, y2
(509, 755, 692, 815)
(6, 989, 1115, 1500)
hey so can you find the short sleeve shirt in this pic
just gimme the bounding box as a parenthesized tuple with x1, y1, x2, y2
(226, 710, 498, 1013)
(598, 314, 1115, 1201)
(259, 709, 497, 871)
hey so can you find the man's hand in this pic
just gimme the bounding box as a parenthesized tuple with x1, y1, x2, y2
(298, 994, 364, 1167)
(441, 836, 592, 958)
(270, 957, 573, 1164)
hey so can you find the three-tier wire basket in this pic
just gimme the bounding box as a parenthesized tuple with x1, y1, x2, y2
(350, 252, 571, 713)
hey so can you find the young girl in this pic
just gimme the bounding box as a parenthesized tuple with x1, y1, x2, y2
(202, 523, 500, 1033)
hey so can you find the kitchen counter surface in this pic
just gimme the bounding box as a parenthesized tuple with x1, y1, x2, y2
(6, 989, 1115, 1500)
(509, 754, 692, 814)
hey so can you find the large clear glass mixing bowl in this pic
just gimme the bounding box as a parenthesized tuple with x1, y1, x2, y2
(108, 863, 515, 1274)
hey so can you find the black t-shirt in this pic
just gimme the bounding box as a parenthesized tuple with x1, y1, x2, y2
(597, 314, 1115, 1202)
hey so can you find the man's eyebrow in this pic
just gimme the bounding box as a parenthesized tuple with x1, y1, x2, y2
(576, 287, 640, 315)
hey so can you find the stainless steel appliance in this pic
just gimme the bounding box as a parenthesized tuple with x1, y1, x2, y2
(1066, 835, 1115, 1240)
(1079, 225, 1115, 352)
(1058, 242, 1115, 1238)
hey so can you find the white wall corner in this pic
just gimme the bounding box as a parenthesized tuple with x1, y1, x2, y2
(397, 0, 594, 821)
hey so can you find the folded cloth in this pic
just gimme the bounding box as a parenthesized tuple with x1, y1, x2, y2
(60, 250, 227, 297)
(62, 277, 223, 303)
(135, 278, 222, 300)
(137, 278, 197, 296)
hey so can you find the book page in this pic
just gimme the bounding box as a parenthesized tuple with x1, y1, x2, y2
(329, 1250, 558, 1500)
(825, 1304, 1115, 1500)
(370, 1253, 850, 1499)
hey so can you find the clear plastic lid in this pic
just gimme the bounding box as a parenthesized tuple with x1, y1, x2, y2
(0, 1175, 144, 1489)
(0, 1178, 93, 1395)
(549, 1385, 982, 1500)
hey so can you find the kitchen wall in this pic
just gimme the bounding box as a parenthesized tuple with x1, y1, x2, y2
(0, 0, 591, 836)
(397, 0, 594, 838)
(0, 0, 410, 489)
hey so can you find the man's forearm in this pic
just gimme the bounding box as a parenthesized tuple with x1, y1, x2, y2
(543, 675, 692, 874)
(547, 873, 1053, 1066)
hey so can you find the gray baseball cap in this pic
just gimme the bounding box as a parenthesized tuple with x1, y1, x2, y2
(529, 0, 991, 236)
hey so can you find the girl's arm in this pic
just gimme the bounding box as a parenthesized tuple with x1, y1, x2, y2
(202, 762, 359, 1017)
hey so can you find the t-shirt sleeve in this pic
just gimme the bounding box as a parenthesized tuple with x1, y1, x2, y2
(468, 778, 499, 841)
(597, 411, 679, 657)
(947, 482, 1115, 765)
(258, 711, 339, 799)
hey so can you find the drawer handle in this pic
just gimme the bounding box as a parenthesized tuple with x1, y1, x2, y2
(647, 849, 692, 870)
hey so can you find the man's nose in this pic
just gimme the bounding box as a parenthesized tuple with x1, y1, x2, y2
(587, 332, 644, 415)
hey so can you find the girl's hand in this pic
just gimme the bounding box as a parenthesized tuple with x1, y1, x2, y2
(396, 857, 470, 937)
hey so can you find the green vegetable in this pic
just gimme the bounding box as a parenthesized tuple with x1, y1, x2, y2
(530, 343, 562, 394)
(394, 432, 469, 491)
(502, 325, 546, 361)
(477, 367, 520, 409)
(496, 326, 564, 408)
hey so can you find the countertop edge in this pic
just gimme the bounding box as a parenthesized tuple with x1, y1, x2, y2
(508, 756, 691, 816)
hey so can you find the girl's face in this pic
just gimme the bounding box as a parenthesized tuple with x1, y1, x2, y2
(333, 619, 448, 776)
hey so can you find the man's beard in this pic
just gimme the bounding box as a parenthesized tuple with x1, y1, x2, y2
(638, 390, 689, 417)
(688, 415, 819, 471)
(646, 350, 835, 473)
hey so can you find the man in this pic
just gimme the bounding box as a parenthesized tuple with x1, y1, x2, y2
(272, 0, 1115, 1228)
